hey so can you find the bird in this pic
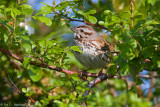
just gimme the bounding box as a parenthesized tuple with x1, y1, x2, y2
(71, 25, 115, 69)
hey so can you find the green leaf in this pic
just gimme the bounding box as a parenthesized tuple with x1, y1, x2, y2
(88, 15, 97, 24)
(4, 8, 11, 13)
(117, 42, 135, 60)
(107, 64, 117, 75)
(148, 0, 156, 5)
(20, 4, 33, 16)
(55, 1, 73, 11)
(0, 5, 5, 9)
(133, 13, 143, 19)
(22, 88, 27, 93)
(46, 86, 57, 91)
(36, 6, 52, 16)
(11, 8, 21, 18)
(23, 57, 31, 68)
(40, 2, 50, 6)
(120, 60, 128, 74)
(3, 33, 8, 42)
(112, 16, 120, 23)
(135, 78, 144, 85)
(54, 100, 62, 105)
(60, 20, 66, 26)
(130, 38, 137, 48)
(26, 88, 31, 92)
(21, 35, 30, 41)
(40, 98, 50, 105)
(145, 20, 159, 25)
(33, 16, 52, 26)
(28, 66, 42, 82)
(70, 74, 79, 81)
(46, 40, 55, 48)
(105, 15, 111, 22)
(54, 80, 64, 86)
(39, 40, 46, 48)
(86, 9, 96, 15)
(70, 46, 83, 53)
(104, 22, 108, 27)
(77, 10, 85, 15)
(21, 0, 28, 4)
(22, 43, 31, 53)
(104, 10, 111, 15)
(98, 21, 104, 25)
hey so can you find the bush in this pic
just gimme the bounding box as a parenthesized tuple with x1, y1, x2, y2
(0, 0, 159, 106)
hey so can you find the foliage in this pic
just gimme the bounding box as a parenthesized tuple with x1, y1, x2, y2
(0, 0, 160, 106)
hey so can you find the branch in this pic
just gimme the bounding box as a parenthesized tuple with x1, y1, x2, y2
(0, 46, 104, 77)
(0, 46, 78, 74)
(55, 12, 109, 30)
(83, 73, 108, 96)
(0, 46, 158, 79)
(0, 46, 158, 80)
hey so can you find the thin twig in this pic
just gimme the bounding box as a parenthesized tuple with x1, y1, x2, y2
(0, 68, 36, 103)
(5, 68, 21, 93)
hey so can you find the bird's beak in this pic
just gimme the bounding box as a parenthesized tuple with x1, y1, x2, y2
(71, 27, 76, 32)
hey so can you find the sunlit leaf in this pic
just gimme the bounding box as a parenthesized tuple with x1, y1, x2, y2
(104, 10, 111, 15)
(33, 16, 52, 26)
(22, 43, 31, 53)
(98, 21, 104, 25)
(145, 20, 159, 25)
(86, 9, 96, 15)
(11, 8, 21, 18)
(88, 15, 97, 24)
(77, 10, 85, 15)
(39, 40, 46, 48)
(20, 4, 33, 16)
(23, 57, 31, 68)
(22, 88, 27, 93)
(36, 6, 52, 16)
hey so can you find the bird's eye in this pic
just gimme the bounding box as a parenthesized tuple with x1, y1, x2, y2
(80, 29, 84, 32)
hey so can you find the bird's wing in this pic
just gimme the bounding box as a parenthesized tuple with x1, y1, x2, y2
(89, 37, 114, 52)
